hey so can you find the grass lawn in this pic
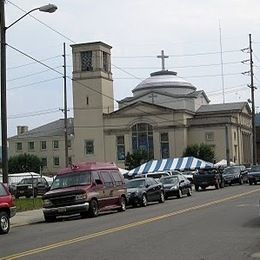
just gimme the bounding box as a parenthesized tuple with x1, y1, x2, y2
(15, 198, 43, 212)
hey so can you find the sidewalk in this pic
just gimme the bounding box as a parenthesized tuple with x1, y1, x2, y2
(11, 209, 44, 227)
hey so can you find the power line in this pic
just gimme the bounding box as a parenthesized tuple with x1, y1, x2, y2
(7, 55, 61, 70)
(6, 0, 75, 43)
(7, 66, 62, 82)
(7, 77, 61, 91)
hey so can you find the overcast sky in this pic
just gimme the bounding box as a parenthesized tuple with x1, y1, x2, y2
(4, 0, 260, 137)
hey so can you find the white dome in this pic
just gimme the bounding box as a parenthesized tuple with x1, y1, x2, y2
(132, 70, 196, 96)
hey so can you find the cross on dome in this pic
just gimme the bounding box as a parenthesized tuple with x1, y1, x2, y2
(157, 50, 169, 71)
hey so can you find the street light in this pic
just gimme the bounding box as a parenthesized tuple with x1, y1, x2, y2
(0, 2, 57, 183)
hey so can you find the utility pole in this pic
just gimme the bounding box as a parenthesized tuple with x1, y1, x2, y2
(63, 42, 69, 167)
(225, 124, 230, 166)
(0, 0, 8, 183)
(249, 34, 257, 165)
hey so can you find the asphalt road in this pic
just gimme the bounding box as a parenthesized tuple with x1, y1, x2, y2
(1, 184, 260, 260)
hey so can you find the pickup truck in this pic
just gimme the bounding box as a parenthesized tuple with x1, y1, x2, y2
(0, 183, 16, 234)
(193, 168, 224, 191)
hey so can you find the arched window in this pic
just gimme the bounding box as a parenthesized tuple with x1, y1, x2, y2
(132, 123, 154, 158)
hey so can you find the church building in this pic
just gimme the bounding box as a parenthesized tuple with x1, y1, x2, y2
(8, 41, 252, 174)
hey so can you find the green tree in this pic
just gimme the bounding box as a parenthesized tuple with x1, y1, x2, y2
(125, 149, 153, 170)
(8, 153, 42, 174)
(183, 143, 215, 163)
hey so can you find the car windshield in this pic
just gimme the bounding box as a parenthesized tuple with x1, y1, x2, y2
(126, 179, 145, 188)
(250, 166, 260, 172)
(51, 171, 91, 190)
(223, 167, 240, 175)
(160, 176, 178, 184)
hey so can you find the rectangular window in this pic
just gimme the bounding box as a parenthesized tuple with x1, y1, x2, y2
(0, 184, 7, 196)
(99, 171, 114, 187)
(53, 140, 59, 149)
(28, 141, 34, 151)
(116, 136, 125, 160)
(85, 140, 94, 155)
(103, 52, 108, 72)
(53, 157, 59, 166)
(41, 141, 47, 150)
(111, 171, 123, 186)
(67, 139, 72, 148)
(81, 51, 93, 71)
(205, 132, 214, 141)
(41, 157, 47, 167)
(160, 133, 169, 159)
(16, 142, 22, 151)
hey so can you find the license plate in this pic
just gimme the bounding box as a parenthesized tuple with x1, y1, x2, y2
(58, 208, 66, 213)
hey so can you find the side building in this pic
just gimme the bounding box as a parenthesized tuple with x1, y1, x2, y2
(8, 119, 74, 175)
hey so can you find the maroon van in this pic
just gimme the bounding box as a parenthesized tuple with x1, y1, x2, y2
(42, 162, 127, 222)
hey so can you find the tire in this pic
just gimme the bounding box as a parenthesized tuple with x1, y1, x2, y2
(187, 188, 192, 196)
(195, 185, 199, 192)
(141, 194, 147, 207)
(118, 196, 126, 212)
(0, 212, 10, 234)
(159, 192, 165, 203)
(229, 183, 232, 186)
(177, 189, 183, 199)
(249, 181, 253, 185)
(44, 214, 56, 223)
(88, 199, 99, 217)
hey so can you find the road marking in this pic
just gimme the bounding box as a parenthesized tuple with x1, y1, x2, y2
(1, 188, 260, 260)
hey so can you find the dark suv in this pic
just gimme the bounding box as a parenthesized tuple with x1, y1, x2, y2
(15, 177, 49, 198)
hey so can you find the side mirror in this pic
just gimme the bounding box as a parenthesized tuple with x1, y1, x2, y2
(95, 179, 103, 185)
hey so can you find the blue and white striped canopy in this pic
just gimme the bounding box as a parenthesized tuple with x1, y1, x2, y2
(128, 157, 213, 176)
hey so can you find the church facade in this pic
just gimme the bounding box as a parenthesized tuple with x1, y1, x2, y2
(8, 41, 252, 174)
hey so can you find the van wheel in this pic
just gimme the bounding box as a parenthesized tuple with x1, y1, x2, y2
(88, 199, 99, 217)
(0, 212, 10, 234)
(118, 196, 126, 212)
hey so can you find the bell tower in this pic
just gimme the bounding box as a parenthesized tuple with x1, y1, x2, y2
(71, 41, 113, 162)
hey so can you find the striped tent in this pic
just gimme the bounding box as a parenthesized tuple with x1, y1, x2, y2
(127, 157, 213, 176)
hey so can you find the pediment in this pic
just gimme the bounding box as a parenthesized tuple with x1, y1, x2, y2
(107, 101, 175, 118)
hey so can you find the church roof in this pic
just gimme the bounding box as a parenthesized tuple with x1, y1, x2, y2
(196, 102, 249, 113)
(132, 70, 196, 95)
(9, 118, 74, 140)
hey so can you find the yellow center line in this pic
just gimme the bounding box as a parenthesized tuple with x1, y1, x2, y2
(1, 188, 259, 260)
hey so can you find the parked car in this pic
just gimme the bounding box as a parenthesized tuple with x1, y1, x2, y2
(222, 165, 247, 186)
(126, 177, 165, 207)
(0, 183, 16, 234)
(15, 177, 50, 198)
(134, 171, 171, 181)
(42, 162, 127, 222)
(248, 165, 260, 185)
(160, 175, 192, 199)
(193, 168, 224, 191)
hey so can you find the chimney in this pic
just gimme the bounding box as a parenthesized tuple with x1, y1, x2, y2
(17, 126, 28, 135)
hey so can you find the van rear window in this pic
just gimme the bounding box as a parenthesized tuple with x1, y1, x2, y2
(51, 172, 91, 190)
